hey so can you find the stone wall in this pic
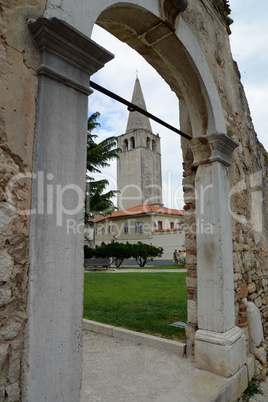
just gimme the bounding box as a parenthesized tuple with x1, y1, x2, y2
(0, 1, 46, 399)
(180, 0, 268, 363)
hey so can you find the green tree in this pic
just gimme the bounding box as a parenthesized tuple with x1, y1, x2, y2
(85, 112, 121, 222)
(131, 242, 163, 267)
(106, 241, 133, 267)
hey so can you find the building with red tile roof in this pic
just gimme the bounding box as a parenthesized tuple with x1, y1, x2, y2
(94, 203, 185, 260)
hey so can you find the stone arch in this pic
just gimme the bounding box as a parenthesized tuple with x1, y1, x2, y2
(14, 0, 257, 400)
(44, 1, 226, 137)
(94, 3, 225, 138)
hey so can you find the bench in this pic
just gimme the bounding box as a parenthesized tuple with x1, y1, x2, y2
(84, 258, 110, 269)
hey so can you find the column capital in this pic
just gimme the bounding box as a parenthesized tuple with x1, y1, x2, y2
(29, 18, 114, 95)
(190, 133, 238, 167)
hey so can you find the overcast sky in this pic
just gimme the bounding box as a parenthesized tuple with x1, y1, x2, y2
(88, 0, 268, 210)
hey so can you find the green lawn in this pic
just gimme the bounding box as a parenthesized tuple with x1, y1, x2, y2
(115, 265, 185, 270)
(83, 272, 187, 342)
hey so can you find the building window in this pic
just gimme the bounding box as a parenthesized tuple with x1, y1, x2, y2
(152, 139, 156, 151)
(170, 222, 174, 229)
(108, 224, 113, 233)
(158, 221, 162, 230)
(135, 221, 143, 233)
(101, 227, 105, 235)
(124, 222, 129, 234)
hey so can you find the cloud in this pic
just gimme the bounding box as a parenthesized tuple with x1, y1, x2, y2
(230, 0, 268, 148)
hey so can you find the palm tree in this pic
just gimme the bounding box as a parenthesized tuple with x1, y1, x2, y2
(85, 112, 121, 222)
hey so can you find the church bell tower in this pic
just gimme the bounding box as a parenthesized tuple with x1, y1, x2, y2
(117, 77, 162, 210)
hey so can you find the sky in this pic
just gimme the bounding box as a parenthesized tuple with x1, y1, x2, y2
(88, 0, 268, 210)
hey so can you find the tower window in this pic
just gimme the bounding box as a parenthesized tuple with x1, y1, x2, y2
(146, 137, 152, 150)
(130, 136, 135, 149)
(152, 139, 156, 151)
(123, 139, 129, 151)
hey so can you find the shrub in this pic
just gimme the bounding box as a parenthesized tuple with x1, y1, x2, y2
(84, 242, 163, 267)
(178, 253, 186, 266)
(131, 242, 163, 267)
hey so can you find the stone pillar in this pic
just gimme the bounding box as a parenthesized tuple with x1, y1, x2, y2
(191, 134, 247, 377)
(22, 19, 113, 401)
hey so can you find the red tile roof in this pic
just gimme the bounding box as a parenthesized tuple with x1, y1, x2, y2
(94, 204, 183, 222)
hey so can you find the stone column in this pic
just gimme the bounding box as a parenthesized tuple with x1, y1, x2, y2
(22, 19, 113, 401)
(191, 134, 247, 377)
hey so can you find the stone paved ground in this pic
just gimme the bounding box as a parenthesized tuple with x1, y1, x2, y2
(244, 376, 268, 401)
(82, 330, 268, 401)
(81, 330, 194, 402)
(238, 375, 268, 401)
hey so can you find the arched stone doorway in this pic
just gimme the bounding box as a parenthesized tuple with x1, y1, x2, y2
(1, 1, 256, 400)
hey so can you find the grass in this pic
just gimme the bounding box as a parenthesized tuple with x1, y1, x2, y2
(83, 272, 187, 342)
(115, 264, 185, 270)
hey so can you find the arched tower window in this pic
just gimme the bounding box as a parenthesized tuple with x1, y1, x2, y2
(146, 137, 152, 150)
(130, 136, 135, 149)
(152, 139, 156, 151)
(123, 139, 129, 151)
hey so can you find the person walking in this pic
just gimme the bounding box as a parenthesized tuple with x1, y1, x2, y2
(173, 249, 178, 265)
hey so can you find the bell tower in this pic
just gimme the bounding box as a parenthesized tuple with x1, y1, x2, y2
(117, 77, 162, 210)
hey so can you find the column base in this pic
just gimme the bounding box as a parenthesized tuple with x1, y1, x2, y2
(195, 326, 246, 377)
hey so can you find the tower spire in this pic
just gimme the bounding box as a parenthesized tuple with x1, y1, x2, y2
(126, 76, 152, 133)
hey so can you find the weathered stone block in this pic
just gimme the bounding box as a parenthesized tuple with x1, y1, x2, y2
(187, 299, 197, 323)
(247, 302, 264, 349)
(246, 355, 255, 382)
(0, 203, 16, 232)
(186, 253, 197, 265)
(195, 327, 247, 378)
(0, 322, 21, 342)
(8, 235, 28, 264)
(247, 282, 256, 294)
(240, 282, 248, 298)
(0, 289, 11, 307)
(233, 273, 242, 282)
(0, 343, 9, 371)
(254, 346, 266, 366)
(5, 382, 20, 402)
(254, 358, 267, 380)
(186, 277, 197, 288)
(0, 251, 14, 282)
(255, 296, 262, 308)
(248, 292, 257, 300)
